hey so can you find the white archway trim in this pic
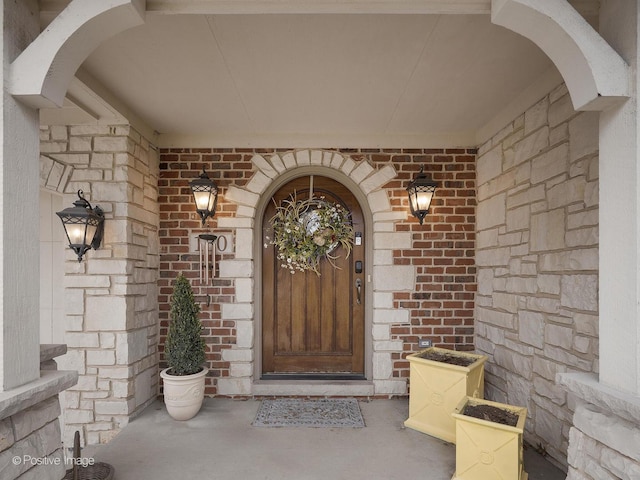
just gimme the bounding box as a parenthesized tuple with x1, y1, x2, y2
(146, 0, 491, 14)
(218, 149, 411, 396)
(10, 0, 145, 109)
(492, 0, 629, 111)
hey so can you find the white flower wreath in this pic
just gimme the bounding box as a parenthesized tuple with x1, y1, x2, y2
(265, 196, 354, 275)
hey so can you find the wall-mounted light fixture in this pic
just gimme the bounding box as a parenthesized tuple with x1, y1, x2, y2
(407, 166, 437, 225)
(190, 168, 218, 226)
(56, 190, 105, 262)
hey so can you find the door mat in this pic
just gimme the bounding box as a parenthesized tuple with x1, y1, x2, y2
(252, 398, 365, 428)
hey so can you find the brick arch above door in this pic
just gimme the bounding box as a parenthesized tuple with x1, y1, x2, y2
(218, 149, 416, 396)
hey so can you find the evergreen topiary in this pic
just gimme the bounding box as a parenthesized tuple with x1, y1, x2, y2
(165, 275, 206, 376)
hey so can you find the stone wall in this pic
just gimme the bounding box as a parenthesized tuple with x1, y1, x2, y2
(39, 125, 160, 446)
(158, 148, 476, 395)
(0, 346, 77, 480)
(559, 374, 640, 479)
(475, 83, 599, 467)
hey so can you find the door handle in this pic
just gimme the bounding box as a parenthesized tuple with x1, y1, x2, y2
(355, 278, 362, 305)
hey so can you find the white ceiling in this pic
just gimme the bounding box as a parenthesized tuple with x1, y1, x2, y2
(42, 10, 574, 148)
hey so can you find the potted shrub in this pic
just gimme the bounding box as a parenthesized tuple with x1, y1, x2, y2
(160, 274, 208, 421)
(404, 347, 487, 443)
(451, 396, 528, 480)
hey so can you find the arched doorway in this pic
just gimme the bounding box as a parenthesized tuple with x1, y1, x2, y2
(261, 175, 365, 379)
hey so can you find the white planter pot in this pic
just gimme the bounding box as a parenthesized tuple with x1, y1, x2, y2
(160, 367, 208, 421)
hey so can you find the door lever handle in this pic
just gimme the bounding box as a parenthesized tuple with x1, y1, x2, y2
(355, 278, 362, 305)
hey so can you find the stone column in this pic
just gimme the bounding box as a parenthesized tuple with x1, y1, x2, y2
(557, 1, 640, 478)
(40, 125, 160, 446)
(1, 0, 40, 392)
(0, 346, 77, 480)
(0, 4, 78, 480)
(597, 0, 640, 396)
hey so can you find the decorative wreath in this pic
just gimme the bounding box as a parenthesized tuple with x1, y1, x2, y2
(265, 196, 354, 275)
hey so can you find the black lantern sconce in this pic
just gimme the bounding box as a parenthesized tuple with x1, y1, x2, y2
(407, 166, 437, 225)
(56, 190, 105, 262)
(190, 168, 218, 226)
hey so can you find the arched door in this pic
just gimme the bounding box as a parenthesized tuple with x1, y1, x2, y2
(262, 176, 365, 379)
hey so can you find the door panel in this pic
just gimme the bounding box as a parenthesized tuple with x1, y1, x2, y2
(262, 176, 365, 377)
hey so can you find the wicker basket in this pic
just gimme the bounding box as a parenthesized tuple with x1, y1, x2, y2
(63, 431, 115, 480)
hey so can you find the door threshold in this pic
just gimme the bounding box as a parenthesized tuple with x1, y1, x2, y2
(261, 373, 366, 381)
(252, 378, 374, 397)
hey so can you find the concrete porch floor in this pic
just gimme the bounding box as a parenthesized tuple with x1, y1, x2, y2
(84, 398, 566, 480)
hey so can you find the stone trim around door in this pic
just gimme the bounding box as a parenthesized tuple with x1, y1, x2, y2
(217, 149, 413, 396)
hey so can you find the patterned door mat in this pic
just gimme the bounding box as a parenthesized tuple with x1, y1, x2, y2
(252, 398, 365, 428)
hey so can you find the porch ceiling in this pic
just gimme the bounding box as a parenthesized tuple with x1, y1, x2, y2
(37, 2, 597, 147)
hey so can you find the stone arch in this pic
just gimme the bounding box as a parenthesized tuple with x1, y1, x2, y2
(492, 0, 629, 111)
(220, 149, 412, 396)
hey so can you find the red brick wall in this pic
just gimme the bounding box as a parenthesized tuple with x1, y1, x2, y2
(159, 147, 476, 394)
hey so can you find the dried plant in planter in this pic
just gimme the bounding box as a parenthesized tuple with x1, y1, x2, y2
(462, 403, 519, 427)
(416, 349, 476, 367)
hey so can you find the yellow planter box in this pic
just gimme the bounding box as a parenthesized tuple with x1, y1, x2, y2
(404, 347, 487, 443)
(451, 397, 528, 480)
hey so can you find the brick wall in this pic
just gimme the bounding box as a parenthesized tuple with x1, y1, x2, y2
(475, 83, 599, 467)
(158, 148, 476, 392)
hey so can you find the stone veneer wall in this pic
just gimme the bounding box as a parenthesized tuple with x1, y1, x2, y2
(39, 125, 160, 446)
(0, 397, 65, 480)
(158, 148, 476, 395)
(475, 83, 599, 467)
(559, 374, 640, 479)
(0, 346, 76, 480)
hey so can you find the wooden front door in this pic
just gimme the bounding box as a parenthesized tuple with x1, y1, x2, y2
(262, 176, 365, 379)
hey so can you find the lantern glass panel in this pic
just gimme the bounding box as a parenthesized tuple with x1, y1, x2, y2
(411, 188, 434, 213)
(193, 190, 214, 211)
(84, 223, 98, 246)
(67, 224, 87, 246)
(63, 217, 98, 246)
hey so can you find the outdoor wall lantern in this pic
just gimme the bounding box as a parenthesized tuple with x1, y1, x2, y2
(190, 168, 218, 226)
(407, 166, 437, 225)
(56, 190, 105, 262)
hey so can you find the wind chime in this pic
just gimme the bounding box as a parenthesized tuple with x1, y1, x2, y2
(198, 234, 218, 284)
